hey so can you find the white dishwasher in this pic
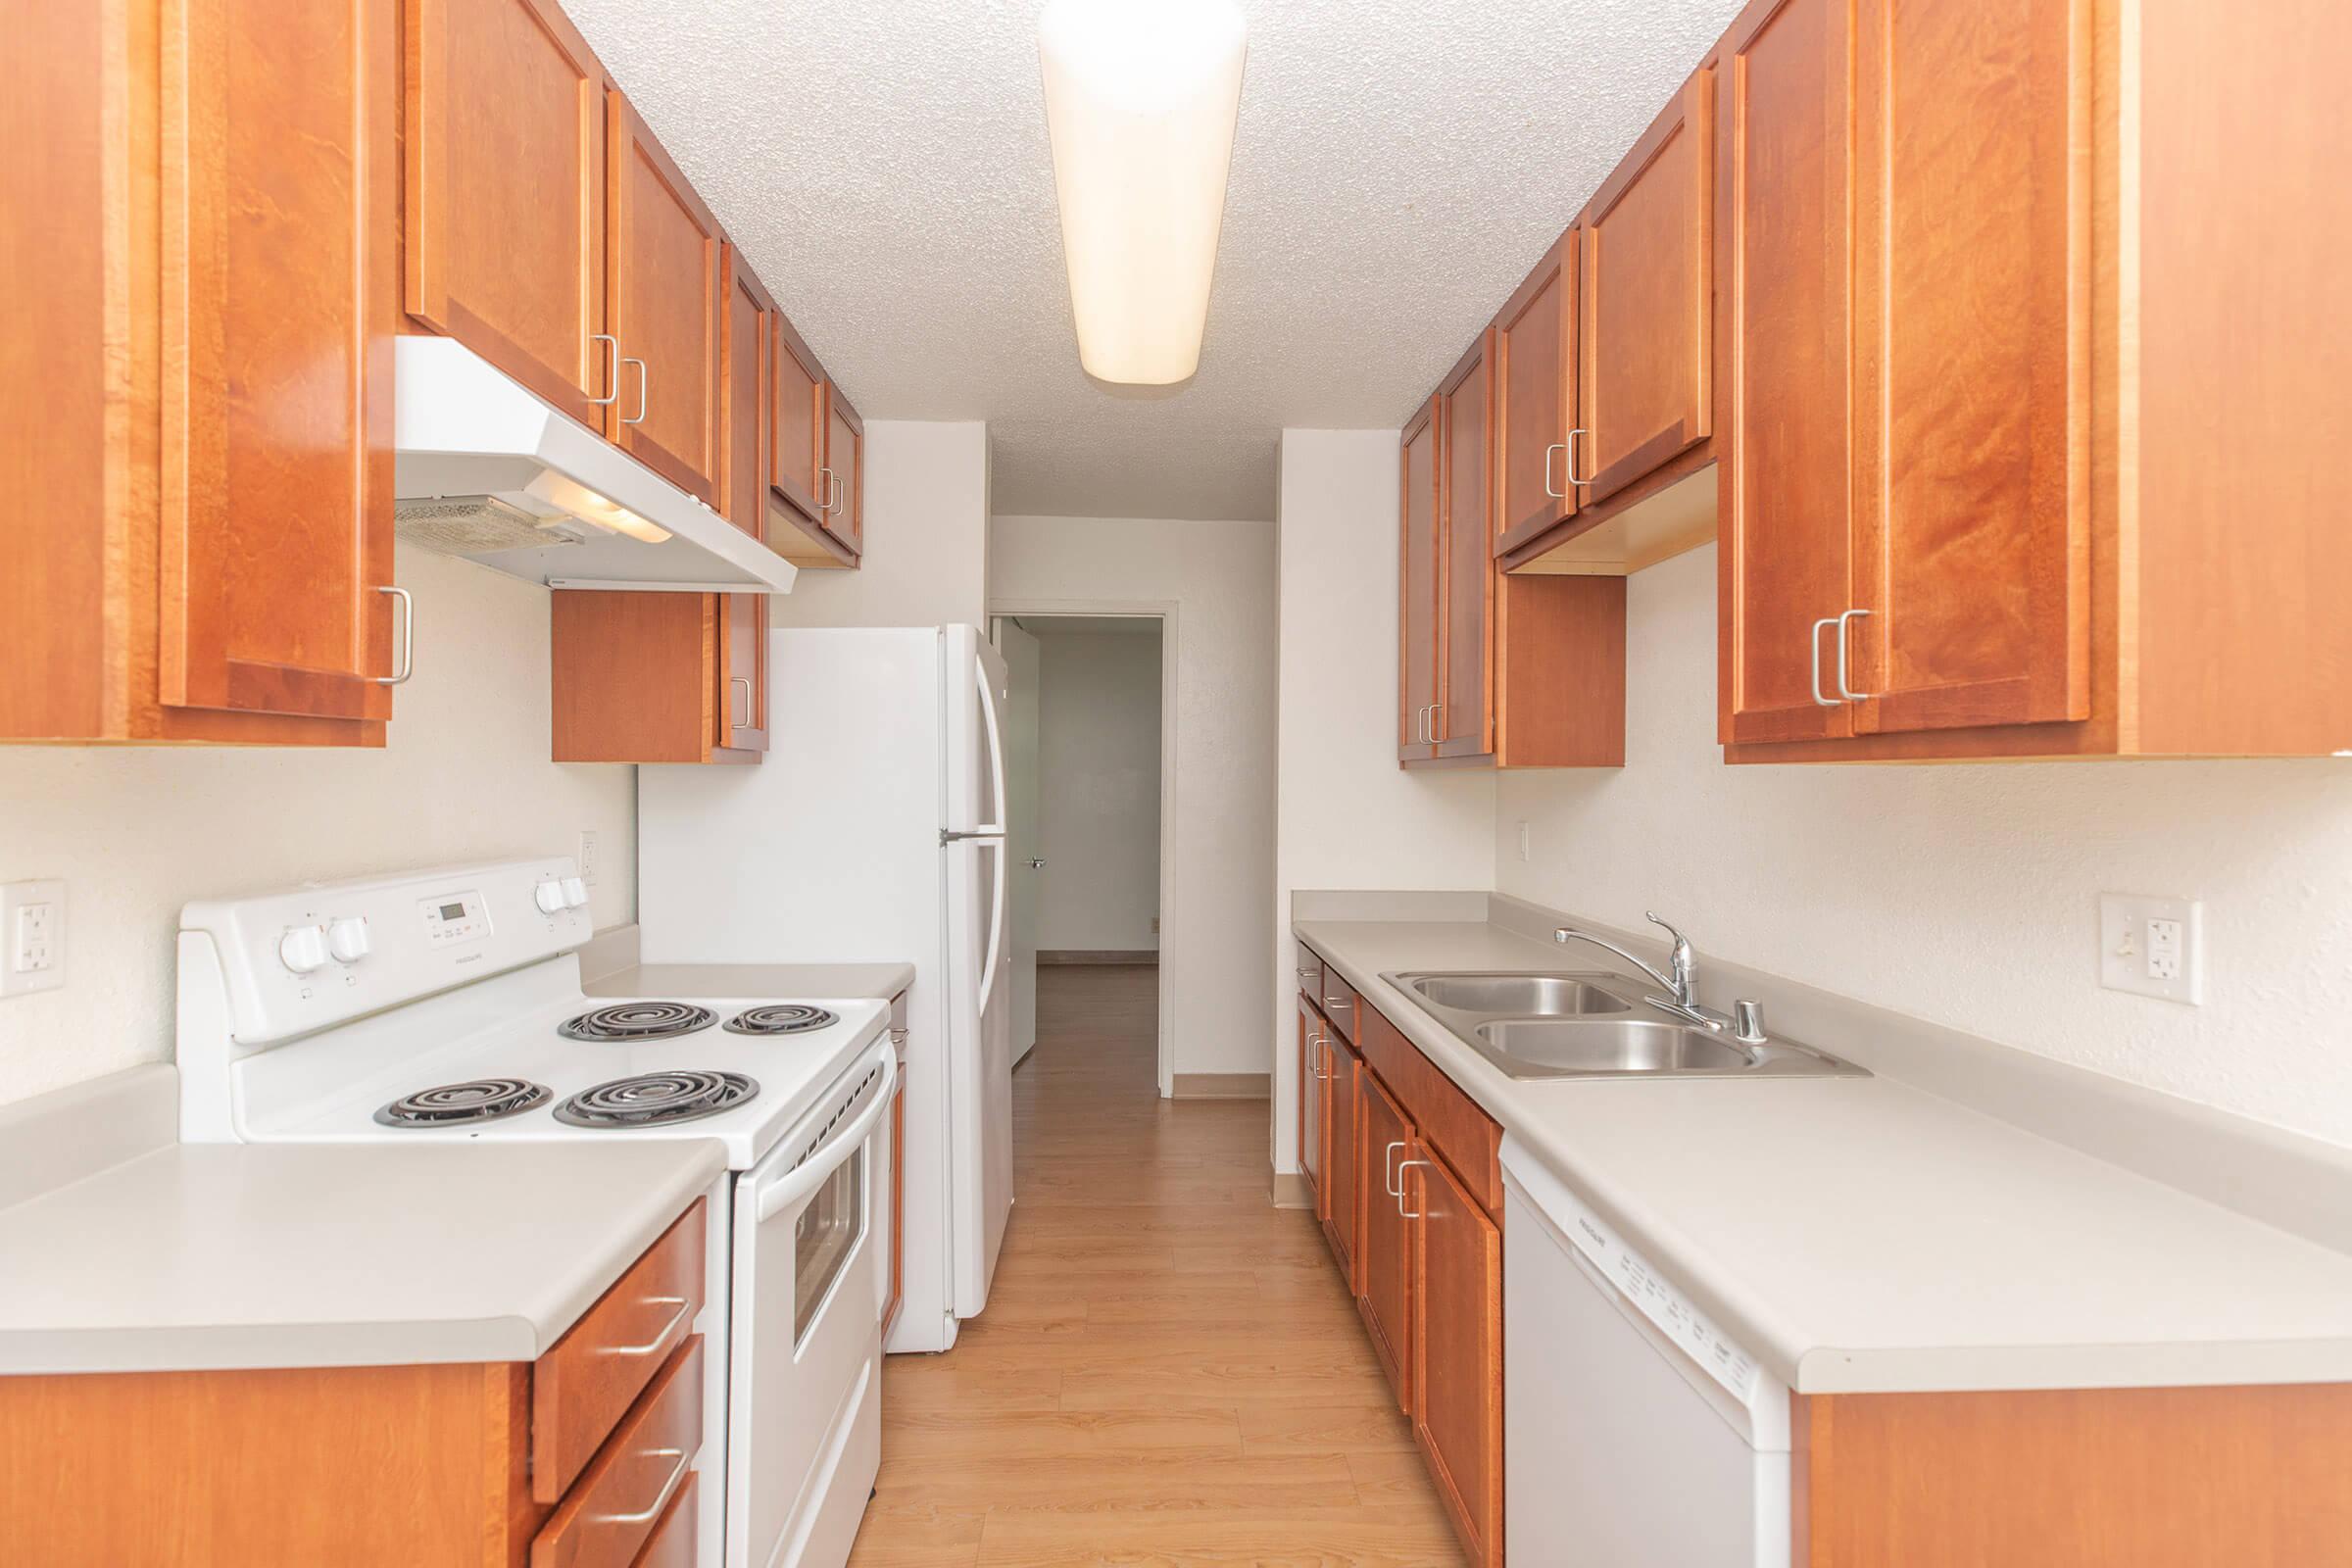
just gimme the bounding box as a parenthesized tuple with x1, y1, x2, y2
(1501, 1137, 1791, 1567)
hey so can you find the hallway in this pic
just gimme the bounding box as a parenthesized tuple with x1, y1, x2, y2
(848, 964, 1469, 1566)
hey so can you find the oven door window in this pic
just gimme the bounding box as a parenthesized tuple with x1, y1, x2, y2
(795, 1146, 867, 1347)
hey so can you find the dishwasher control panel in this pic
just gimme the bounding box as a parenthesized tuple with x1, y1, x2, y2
(1559, 1182, 1764, 1410)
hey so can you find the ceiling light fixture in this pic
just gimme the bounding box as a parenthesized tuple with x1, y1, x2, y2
(1039, 0, 1248, 387)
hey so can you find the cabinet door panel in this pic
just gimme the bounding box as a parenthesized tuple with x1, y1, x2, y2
(1298, 996, 1325, 1215)
(1494, 233, 1577, 552)
(1581, 71, 1715, 505)
(719, 250, 769, 756)
(1397, 400, 1441, 761)
(1437, 335, 1494, 759)
(1852, 0, 2090, 734)
(161, 0, 395, 721)
(405, 0, 607, 421)
(1356, 1076, 1414, 1412)
(1320, 1044, 1361, 1289)
(822, 387, 863, 552)
(607, 93, 722, 504)
(770, 317, 825, 522)
(1720, 0, 1856, 745)
(1412, 1152, 1503, 1568)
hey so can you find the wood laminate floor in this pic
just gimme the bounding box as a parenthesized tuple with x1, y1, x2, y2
(847, 963, 1468, 1567)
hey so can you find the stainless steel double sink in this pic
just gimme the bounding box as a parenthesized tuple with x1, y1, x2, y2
(1382, 970, 1868, 1082)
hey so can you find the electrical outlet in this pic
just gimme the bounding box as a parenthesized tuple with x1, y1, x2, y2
(1, 880, 66, 999)
(2099, 893, 2203, 1004)
(578, 830, 601, 887)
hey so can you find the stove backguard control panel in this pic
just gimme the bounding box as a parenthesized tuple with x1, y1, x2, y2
(180, 858, 591, 1047)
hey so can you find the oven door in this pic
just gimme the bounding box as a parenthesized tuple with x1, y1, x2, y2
(727, 1041, 895, 1568)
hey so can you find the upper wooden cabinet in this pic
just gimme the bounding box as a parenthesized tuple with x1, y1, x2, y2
(1493, 231, 1579, 555)
(3, 0, 398, 746)
(1714, 0, 2352, 761)
(770, 318, 828, 526)
(824, 386, 866, 553)
(605, 91, 724, 506)
(405, 0, 610, 422)
(765, 313, 865, 570)
(1580, 69, 1715, 508)
(718, 248, 771, 756)
(1399, 342, 1627, 771)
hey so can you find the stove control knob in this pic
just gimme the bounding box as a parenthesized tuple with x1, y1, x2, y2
(326, 916, 370, 964)
(278, 924, 330, 975)
(561, 876, 590, 909)
(534, 880, 567, 915)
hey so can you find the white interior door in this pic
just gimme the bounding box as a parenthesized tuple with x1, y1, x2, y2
(995, 617, 1043, 1066)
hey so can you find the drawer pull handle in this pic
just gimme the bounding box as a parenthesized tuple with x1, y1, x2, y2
(602, 1297, 692, 1357)
(596, 1446, 691, 1525)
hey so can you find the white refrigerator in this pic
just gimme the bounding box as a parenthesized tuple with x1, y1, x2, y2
(639, 624, 1013, 1353)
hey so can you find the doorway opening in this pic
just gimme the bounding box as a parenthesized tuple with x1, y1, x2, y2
(989, 610, 1172, 1097)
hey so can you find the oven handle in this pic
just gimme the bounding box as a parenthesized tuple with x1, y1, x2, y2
(754, 1047, 897, 1224)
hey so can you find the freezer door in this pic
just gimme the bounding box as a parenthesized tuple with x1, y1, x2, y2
(942, 624, 1009, 836)
(944, 832, 1013, 1317)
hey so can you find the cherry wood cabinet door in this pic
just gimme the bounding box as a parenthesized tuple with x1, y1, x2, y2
(1718, 0, 1857, 746)
(1849, 0, 2090, 735)
(1436, 333, 1495, 760)
(718, 249, 770, 758)
(405, 0, 609, 423)
(1298, 995, 1325, 1216)
(769, 316, 826, 523)
(1579, 69, 1715, 506)
(1493, 230, 1578, 555)
(1319, 1042, 1362, 1291)
(1355, 1075, 1415, 1412)
(606, 91, 723, 504)
(159, 0, 397, 722)
(1411, 1152, 1503, 1568)
(1397, 398, 1442, 762)
(822, 386, 864, 552)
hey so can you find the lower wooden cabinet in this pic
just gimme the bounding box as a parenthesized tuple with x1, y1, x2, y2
(4, 0, 400, 747)
(1300, 964, 1504, 1565)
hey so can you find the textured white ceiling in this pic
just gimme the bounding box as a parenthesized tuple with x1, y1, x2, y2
(563, 0, 1744, 520)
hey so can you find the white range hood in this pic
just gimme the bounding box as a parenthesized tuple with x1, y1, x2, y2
(392, 336, 797, 594)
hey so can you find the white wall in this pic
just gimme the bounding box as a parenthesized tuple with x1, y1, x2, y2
(990, 515, 1277, 1083)
(0, 545, 639, 1108)
(1272, 430, 1498, 1173)
(773, 420, 990, 630)
(1497, 543, 2352, 1150)
(1034, 630, 1162, 953)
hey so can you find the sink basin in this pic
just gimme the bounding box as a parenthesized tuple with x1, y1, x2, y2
(1475, 1018, 1754, 1074)
(1401, 972, 1635, 1017)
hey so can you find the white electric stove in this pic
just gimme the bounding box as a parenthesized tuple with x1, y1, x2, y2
(175, 857, 893, 1568)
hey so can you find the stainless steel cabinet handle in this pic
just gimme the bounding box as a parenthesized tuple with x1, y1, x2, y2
(595, 1447, 690, 1524)
(1544, 442, 1566, 499)
(1397, 1158, 1435, 1219)
(1565, 426, 1592, 487)
(621, 357, 648, 425)
(601, 1297, 691, 1357)
(372, 585, 414, 686)
(1809, 615, 1839, 708)
(730, 675, 753, 731)
(819, 466, 839, 514)
(587, 333, 620, 406)
(1429, 702, 1445, 743)
(1383, 1140, 1407, 1198)
(1835, 608, 1875, 702)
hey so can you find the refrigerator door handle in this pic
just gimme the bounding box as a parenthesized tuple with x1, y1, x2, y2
(975, 836, 1007, 1017)
(971, 653, 1008, 837)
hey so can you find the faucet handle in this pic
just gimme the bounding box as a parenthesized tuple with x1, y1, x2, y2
(1732, 999, 1767, 1045)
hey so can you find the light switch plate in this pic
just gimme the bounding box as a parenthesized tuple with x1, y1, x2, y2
(1, 880, 66, 999)
(2099, 892, 2203, 1004)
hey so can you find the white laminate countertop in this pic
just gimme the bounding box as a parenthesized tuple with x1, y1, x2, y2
(1296, 917, 2352, 1396)
(584, 960, 915, 1003)
(0, 1138, 726, 1374)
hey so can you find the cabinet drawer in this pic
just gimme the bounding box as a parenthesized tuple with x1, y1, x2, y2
(629, 1470, 698, 1568)
(1316, 968, 1361, 1045)
(534, 1199, 707, 1502)
(1294, 943, 1324, 1004)
(533, 1336, 705, 1568)
(1360, 1006, 1501, 1215)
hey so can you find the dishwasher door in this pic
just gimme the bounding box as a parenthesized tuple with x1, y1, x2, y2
(1503, 1153, 1789, 1567)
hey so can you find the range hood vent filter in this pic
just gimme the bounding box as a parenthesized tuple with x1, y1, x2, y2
(394, 496, 584, 557)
